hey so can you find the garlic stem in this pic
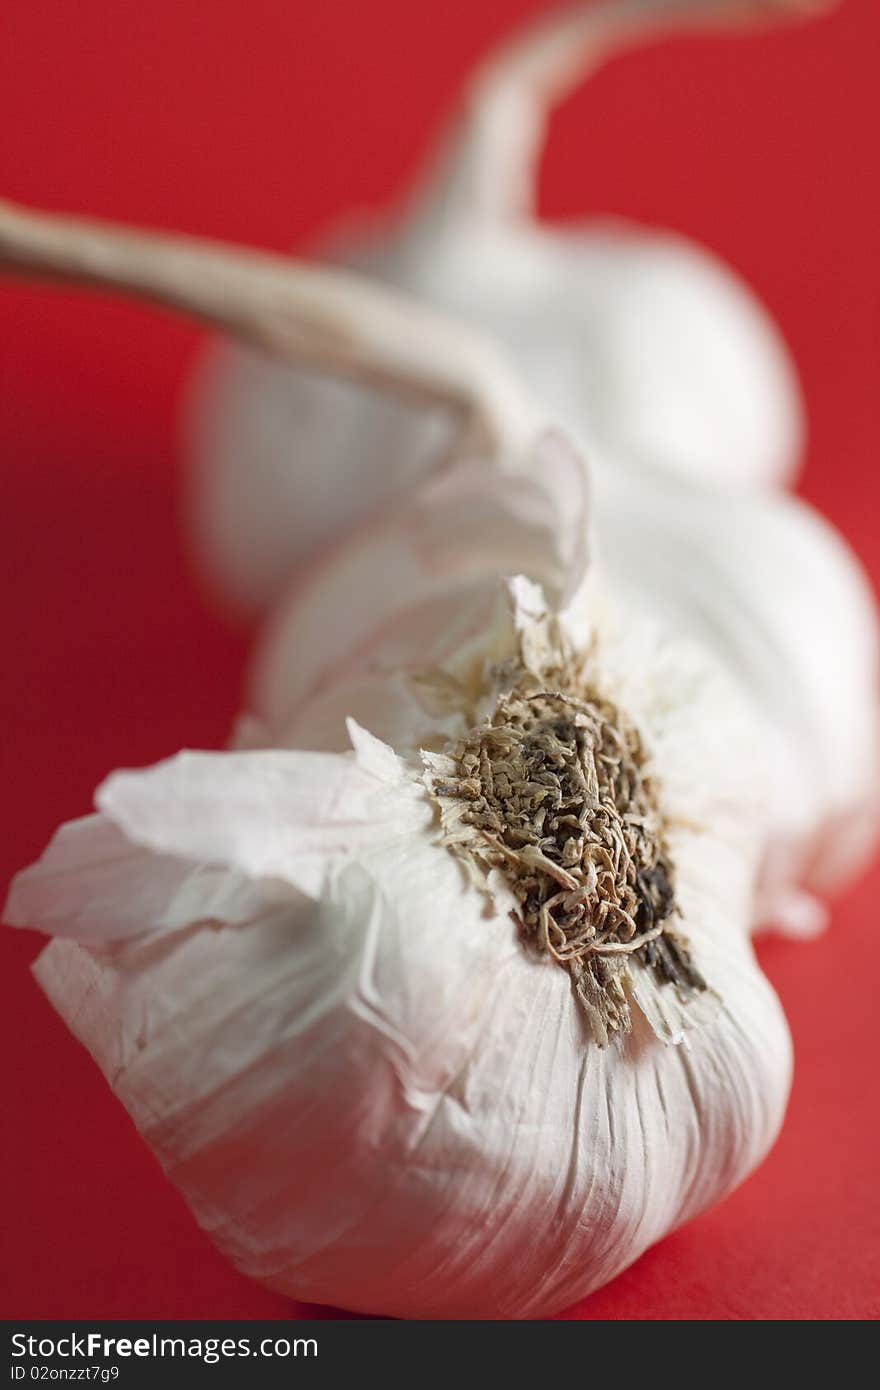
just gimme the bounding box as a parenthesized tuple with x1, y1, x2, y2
(0, 198, 534, 454)
(419, 0, 836, 225)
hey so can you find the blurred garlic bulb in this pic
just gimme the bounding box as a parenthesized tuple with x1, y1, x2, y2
(190, 0, 825, 615)
(5, 574, 792, 1319)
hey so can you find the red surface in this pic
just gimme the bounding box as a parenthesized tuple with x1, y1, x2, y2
(1, 0, 878, 1321)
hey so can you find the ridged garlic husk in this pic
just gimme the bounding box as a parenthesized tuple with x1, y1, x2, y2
(5, 575, 792, 1319)
(189, 0, 823, 615)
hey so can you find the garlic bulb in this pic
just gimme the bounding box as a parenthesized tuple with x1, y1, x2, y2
(182, 0, 879, 929)
(238, 429, 879, 934)
(189, 0, 824, 616)
(5, 574, 792, 1319)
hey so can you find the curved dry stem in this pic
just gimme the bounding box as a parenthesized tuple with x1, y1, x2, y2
(0, 198, 535, 454)
(417, 0, 836, 225)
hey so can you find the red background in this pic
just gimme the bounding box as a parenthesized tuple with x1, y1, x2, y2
(1, 0, 878, 1320)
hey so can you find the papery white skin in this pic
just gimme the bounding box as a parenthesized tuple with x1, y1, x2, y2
(190, 0, 825, 614)
(5, 583, 792, 1319)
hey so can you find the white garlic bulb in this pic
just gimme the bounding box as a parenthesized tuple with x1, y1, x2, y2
(5, 575, 792, 1319)
(189, 0, 822, 617)
(182, 0, 879, 929)
(232, 414, 879, 934)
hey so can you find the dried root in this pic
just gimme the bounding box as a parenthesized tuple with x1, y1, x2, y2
(426, 627, 705, 1045)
